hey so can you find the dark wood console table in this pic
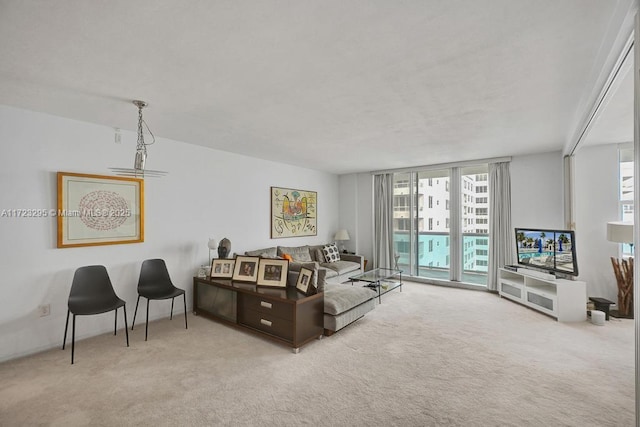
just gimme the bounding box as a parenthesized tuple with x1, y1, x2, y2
(193, 277, 324, 353)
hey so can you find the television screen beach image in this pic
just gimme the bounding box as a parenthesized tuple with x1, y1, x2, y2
(515, 228, 577, 276)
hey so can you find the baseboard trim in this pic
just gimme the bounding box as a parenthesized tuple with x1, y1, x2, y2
(408, 276, 488, 292)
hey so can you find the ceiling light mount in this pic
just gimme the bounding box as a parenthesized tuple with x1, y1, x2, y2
(132, 100, 148, 109)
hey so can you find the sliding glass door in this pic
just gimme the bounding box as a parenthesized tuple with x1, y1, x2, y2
(392, 164, 489, 286)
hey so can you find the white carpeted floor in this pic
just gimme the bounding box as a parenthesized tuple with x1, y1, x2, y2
(0, 282, 634, 426)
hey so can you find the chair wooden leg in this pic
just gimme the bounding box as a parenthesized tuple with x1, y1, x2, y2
(145, 298, 149, 341)
(183, 293, 188, 330)
(170, 297, 175, 320)
(71, 314, 76, 364)
(123, 305, 129, 347)
(132, 295, 141, 330)
(62, 310, 70, 350)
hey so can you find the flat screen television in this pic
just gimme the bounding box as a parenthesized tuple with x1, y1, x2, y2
(514, 228, 579, 276)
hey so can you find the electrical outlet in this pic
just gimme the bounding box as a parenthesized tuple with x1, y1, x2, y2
(38, 304, 50, 317)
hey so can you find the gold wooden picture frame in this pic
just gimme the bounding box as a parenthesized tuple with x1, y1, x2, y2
(210, 259, 235, 279)
(232, 256, 260, 282)
(257, 258, 289, 288)
(57, 172, 144, 248)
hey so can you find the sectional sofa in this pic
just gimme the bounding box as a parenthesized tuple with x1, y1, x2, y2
(245, 244, 376, 335)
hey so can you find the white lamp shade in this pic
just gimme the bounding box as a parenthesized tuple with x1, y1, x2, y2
(606, 221, 633, 244)
(334, 229, 350, 241)
(207, 238, 217, 250)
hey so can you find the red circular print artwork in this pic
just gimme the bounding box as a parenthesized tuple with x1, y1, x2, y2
(78, 190, 129, 230)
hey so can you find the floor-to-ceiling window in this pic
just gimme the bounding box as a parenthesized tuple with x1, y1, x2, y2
(392, 163, 489, 286)
(619, 145, 634, 256)
(461, 166, 490, 284)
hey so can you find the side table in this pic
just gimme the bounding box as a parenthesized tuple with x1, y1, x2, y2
(589, 297, 614, 321)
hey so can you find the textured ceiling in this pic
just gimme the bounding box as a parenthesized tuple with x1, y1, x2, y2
(0, 0, 635, 174)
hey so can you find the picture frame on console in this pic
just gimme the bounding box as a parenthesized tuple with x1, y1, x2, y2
(210, 259, 235, 279)
(257, 258, 289, 288)
(232, 256, 260, 282)
(295, 267, 316, 295)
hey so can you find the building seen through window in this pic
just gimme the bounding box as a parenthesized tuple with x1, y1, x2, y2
(392, 165, 490, 285)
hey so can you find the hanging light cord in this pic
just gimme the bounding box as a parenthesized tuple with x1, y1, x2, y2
(136, 104, 156, 154)
(109, 99, 167, 178)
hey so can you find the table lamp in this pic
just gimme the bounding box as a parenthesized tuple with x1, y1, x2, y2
(334, 229, 350, 252)
(208, 238, 217, 261)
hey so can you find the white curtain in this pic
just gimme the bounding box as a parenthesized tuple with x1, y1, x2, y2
(373, 173, 394, 269)
(487, 162, 514, 291)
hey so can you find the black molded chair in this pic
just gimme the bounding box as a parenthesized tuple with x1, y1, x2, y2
(62, 265, 129, 364)
(132, 259, 187, 340)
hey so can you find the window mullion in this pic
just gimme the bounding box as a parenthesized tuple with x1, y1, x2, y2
(411, 172, 418, 276)
(450, 168, 461, 281)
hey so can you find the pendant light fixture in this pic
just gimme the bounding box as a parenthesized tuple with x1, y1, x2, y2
(110, 100, 168, 178)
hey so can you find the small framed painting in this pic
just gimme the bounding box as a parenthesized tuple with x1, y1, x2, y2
(296, 267, 316, 295)
(210, 259, 235, 279)
(257, 259, 289, 288)
(232, 256, 260, 282)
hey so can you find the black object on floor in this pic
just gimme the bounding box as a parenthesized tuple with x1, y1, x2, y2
(589, 297, 614, 321)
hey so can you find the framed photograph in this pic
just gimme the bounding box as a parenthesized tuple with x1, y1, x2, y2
(296, 267, 316, 295)
(210, 259, 235, 279)
(232, 256, 260, 282)
(257, 258, 289, 288)
(270, 186, 317, 238)
(57, 172, 144, 248)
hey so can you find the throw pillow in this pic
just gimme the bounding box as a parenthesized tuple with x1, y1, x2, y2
(282, 253, 293, 262)
(322, 243, 341, 263)
(245, 247, 278, 258)
(278, 246, 313, 262)
(260, 252, 276, 259)
(314, 248, 326, 263)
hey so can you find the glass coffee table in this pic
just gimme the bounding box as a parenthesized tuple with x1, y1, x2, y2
(349, 268, 403, 303)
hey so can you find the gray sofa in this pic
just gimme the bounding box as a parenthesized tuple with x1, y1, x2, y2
(245, 244, 376, 335)
(246, 244, 363, 284)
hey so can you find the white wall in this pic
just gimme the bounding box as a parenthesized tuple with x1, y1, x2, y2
(573, 143, 620, 301)
(510, 151, 565, 229)
(337, 174, 357, 253)
(337, 173, 373, 269)
(0, 105, 339, 362)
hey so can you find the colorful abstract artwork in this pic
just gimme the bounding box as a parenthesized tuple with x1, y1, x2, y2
(270, 187, 317, 238)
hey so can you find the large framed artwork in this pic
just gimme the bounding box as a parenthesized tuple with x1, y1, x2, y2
(270, 186, 317, 238)
(57, 172, 144, 248)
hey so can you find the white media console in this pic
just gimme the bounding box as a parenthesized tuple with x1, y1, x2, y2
(498, 268, 587, 322)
